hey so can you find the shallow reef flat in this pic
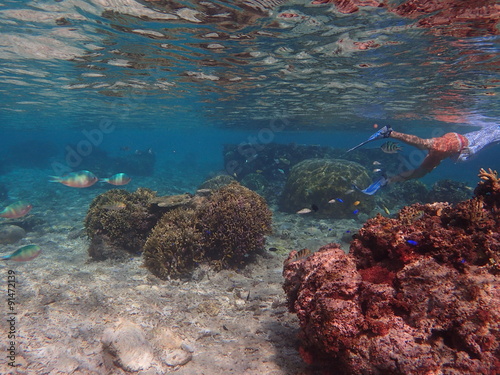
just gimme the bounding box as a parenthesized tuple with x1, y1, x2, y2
(0, 168, 363, 374)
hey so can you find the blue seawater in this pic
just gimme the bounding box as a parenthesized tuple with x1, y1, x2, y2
(0, 1, 498, 373)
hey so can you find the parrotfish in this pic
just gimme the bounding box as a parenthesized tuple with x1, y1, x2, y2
(50, 170, 98, 188)
(0, 201, 32, 219)
(1, 245, 41, 261)
(100, 173, 131, 186)
(297, 208, 312, 214)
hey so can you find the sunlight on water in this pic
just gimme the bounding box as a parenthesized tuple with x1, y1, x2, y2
(0, 0, 498, 129)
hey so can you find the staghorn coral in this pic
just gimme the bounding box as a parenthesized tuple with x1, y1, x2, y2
(85, 188, 159, 260)
(142, 208, 203, 279)
(284, 170, 500, 374)
(197, 182, 272, 269)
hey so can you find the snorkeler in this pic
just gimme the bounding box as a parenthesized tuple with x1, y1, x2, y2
(349, 122, 500, 195)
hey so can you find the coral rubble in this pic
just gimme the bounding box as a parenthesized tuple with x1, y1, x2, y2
(283, 169, 500, 374)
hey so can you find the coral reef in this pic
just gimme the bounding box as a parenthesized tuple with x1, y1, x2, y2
(279, 158, 374, 218)
(385, 179, 428, 206)
(143, 208, 203, 279)
(194, 182, 273, 269)
(85, 188, 159, 260)
(240, 173, 269, 200)
(143, 182, 272, 278)
(283, 169, 500, 374)
(475, 167, 500, 211)
(426, 179, 472, 204)
(198, 174, 235, 190)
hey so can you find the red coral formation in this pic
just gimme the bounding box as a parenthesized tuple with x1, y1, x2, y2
(283, 169, 500, 374)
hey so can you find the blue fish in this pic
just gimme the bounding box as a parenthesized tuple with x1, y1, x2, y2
(406, 240, 418, 246)
(353, 209, 359, 215)
(337, 198, 344, 203)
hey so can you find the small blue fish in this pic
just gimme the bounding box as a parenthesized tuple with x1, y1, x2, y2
(352, 209, 359, 215)
(337, 198, 344, 203)
(406, 240, 418, 246)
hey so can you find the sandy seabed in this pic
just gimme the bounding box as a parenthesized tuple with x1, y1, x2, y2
(0, 169, 361, 375)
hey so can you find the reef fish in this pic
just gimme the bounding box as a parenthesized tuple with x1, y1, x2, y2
(297, 208, 312, 214)
(1, 245, 41, 261)
(380, 141, 403, 154)
(101, 173, 131, 186)
(284, 248, 311, 266)
(0, 201, 32, 219)
(50, 170, 98, 188)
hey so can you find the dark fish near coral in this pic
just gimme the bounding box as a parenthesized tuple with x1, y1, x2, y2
(0, 201, 32, 219)
(380, 141, 403, 154)
(1, 244, 41, 261)
(284, 248, 311, 266)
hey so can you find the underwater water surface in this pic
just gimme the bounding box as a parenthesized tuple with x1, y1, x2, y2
(0, 0, 499, 374)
